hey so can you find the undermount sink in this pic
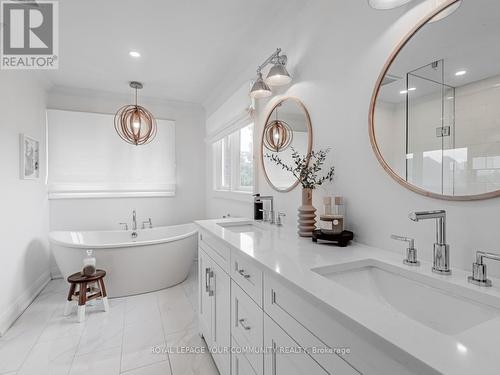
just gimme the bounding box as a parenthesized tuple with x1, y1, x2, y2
(312, 259, 500, 335)
(217, 221, 267, 233)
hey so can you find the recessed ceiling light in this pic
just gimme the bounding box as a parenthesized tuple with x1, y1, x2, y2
(408, 87, 416, 91)
(129, 51, 141, 58)
(456, 342, 468, 354)
(368, 0, 413, 10)
(455, 70, 466, 76)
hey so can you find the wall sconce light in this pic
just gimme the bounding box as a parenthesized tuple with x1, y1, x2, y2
(114, 81, 157, 146)
(250, 48, 292, 99)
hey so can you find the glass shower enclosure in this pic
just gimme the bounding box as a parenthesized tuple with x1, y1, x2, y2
(405, 60, 458, 195)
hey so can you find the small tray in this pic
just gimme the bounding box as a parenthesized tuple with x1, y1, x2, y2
(312, 229, 354, 247)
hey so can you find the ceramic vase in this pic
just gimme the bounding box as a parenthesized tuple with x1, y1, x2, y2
(298, 188, 316, 237)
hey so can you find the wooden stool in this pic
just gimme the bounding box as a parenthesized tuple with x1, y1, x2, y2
(64, 269, 109, 322)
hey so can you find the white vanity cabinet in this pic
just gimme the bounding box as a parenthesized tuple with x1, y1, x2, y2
(198, 225, 425, 375)
(232, 337, 259, 375)
(198, 233, 231, 375)
(263, 314, 328, 375)
(231, 280, 263, 375)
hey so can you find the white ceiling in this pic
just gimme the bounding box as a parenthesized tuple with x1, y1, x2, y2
(43, 0, 304, 105)
(379, 0, 500, 103)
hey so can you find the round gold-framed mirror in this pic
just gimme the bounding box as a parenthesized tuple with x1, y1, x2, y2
(369, 0, 500, 201)
(261, 97, 313, 192)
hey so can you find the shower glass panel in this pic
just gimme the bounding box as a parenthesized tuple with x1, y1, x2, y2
(406, 60, 455, 195)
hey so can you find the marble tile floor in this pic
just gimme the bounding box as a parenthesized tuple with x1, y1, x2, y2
(0, 264, 219, 375)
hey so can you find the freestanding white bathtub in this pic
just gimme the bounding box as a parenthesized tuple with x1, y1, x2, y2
(49, 223, 198, 298)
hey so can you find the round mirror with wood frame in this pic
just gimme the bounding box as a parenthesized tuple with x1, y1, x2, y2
(261, 97, 313, 192)
(369, 0, 500, 201)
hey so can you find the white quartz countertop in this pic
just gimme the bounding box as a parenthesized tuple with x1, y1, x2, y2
(195, 218, 500, 375)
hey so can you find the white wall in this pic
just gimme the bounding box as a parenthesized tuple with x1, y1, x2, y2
(205, 0, 500, 277)
(205, 83, 256, 219)
(0, 72, 51, 335)
(48, 87, 206, 274)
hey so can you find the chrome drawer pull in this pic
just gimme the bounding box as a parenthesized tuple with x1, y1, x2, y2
(208, 270, 214, 297)
(238, 269, 251, 279)
(205, 267, 210, 292)
(238, 318, 251, 330)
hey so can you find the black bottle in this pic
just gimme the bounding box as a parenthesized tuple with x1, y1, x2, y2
(253, 194, 263, 220)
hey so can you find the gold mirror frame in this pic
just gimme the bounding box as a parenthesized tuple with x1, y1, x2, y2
(368, 0, 500, 201)
(261, 97, 313, 192)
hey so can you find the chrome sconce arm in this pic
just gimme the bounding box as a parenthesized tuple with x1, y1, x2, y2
(255, 48, 288, 74)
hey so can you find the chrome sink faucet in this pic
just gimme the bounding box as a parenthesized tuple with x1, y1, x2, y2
(390, 235, 420, 266)
(468, 251, 500, 287)
(409, 210, 451, 275)
(258, 195, 275, 224)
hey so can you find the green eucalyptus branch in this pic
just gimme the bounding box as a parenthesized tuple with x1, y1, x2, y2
(265, 147, 335, 189)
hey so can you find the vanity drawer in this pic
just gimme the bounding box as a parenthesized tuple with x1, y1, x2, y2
(232, 281, 263, 375)
(232, 336, 259, 375)
(264, 314, 328, 375)
(264, 274, 360, 375)
(231, 251, 263, 307)
(199, 230, 230, 272)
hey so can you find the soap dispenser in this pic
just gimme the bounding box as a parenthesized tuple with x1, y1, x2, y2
(253, 194, 263, 220)
(82, 249, 96, 277)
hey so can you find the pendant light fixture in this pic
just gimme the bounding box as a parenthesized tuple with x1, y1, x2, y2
(114, 81, 157, 146)
(250, 48, 292, 99)
(263, 104, 293, 153)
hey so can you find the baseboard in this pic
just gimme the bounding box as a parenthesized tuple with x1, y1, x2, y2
(50, 266, 62, 280)
(0, 271, 51, 337)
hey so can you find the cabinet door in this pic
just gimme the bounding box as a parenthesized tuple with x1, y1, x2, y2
(233, 350, 258, 375)
(198, 248, 212, 346)
(211, 261, 231, 375)
(264, 315, 328, 375)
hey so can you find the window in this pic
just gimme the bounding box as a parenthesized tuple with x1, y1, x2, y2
(46, 109, 176, 199)
(213, 123, 254, 193)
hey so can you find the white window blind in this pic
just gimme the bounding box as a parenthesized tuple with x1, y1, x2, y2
(46, 109, 176, 199)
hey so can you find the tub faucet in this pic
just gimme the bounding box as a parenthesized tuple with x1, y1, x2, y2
(142, 218, 153, 229)
(409, 210, 451, 275)
(132, 210, 137, 231)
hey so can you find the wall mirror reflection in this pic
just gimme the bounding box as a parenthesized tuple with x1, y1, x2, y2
(371, 0, 500, 200)
(261, 97, 313, 192)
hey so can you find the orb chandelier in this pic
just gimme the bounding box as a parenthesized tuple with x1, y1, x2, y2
(263, 104, 293, 153)
(114, 81, 157, 146)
